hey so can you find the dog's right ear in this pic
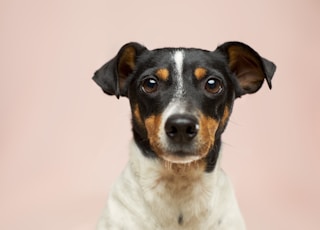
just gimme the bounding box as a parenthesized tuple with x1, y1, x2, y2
(92, 42, 147, 98)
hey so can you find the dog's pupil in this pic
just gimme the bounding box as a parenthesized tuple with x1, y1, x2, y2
(142, 78, 158, 93)
(207, 79, 216, 88)
(147, 79, 157, 88)
(206, 78, 222, 94)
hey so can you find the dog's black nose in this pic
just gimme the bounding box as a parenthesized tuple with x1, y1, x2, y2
(165, 115, 199, 143)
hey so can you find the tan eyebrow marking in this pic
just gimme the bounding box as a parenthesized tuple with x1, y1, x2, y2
(155, 68, 170, 81)
(194, 67, 207, 80)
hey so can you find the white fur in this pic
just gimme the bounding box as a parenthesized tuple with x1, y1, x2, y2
(172, 50, 185, 99)
(97, 141, 246, 230)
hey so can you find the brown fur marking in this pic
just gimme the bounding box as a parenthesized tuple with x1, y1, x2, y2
(133, 104, 143, 127)
(198, 113, 219, 158)
(194, 67, 207, 80)
(220, 106, 230, 127)
(156, 68, 170, 81)
(145, 114, 163, 156)
(228, 46, 264, 89)
(118, 46, 136, 90)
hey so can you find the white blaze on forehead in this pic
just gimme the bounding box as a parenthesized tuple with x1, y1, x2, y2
(158, 50, 187, 146)
(172, 50, 185, 98)
(162, 50, 187, 120)
(161, 50, 187, 126)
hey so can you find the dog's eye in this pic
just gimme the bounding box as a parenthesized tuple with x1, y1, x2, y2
(141, 77, 159, 93)
(205, 78, 223, 94)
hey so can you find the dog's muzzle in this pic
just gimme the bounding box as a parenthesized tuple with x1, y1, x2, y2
(146, 100, 217, 164)
(158, 113, 205, 163)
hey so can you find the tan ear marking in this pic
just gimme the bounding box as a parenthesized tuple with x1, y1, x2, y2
(228, 46, 265, 92)
(118, 46, 136, 90)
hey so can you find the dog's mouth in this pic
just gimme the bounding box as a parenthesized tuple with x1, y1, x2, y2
(154, 138, 214, 164)
(160, 151, 202, 164)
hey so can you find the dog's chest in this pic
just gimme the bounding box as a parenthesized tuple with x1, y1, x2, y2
(138, 163, 219, 229)
(98, 143, 245, 230)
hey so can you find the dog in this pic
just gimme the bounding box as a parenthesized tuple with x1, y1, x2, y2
(93, 41, 276, 230)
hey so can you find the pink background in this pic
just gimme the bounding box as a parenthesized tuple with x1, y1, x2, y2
(1, 0, 320, 229)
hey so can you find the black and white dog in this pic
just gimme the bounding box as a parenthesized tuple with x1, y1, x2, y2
(93, 41, 276, 229)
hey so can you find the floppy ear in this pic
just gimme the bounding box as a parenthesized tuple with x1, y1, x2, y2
(217, 41, 276, 97)
(92, 42, 147, 98)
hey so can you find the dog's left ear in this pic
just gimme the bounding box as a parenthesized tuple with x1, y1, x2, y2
(93, 42, 147, 98)
(217, 41, 276, 97)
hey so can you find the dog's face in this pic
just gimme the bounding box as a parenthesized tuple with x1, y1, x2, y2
(93, 42, 276, 171)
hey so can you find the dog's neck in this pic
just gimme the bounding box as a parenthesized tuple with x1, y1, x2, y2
(128, 140, 224, 227)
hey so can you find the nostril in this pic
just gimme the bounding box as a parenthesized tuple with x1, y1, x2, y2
(165, 115, 199, 142)
(166, 126, 178, 138)
(186, 124, 198, 137)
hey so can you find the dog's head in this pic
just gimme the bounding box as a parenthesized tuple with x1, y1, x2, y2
(93, 42, 276, 171)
